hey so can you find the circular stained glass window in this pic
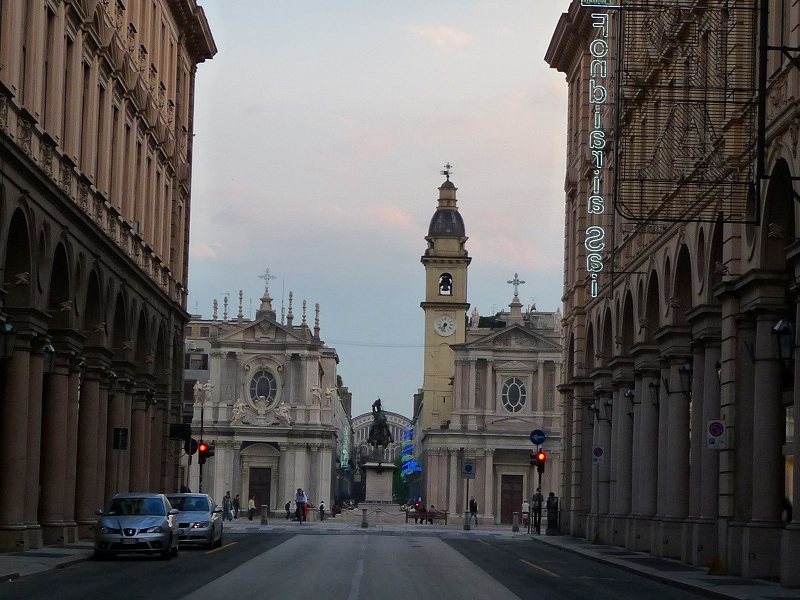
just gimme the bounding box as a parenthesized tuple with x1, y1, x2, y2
(249, 370, 278, 405)
(501, 377, 526, 413)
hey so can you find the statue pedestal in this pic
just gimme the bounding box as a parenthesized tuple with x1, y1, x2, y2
(363, 462, 398, 504)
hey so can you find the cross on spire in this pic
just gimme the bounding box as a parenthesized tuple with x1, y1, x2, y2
(507, 273, 526, 298)
(259, 268, 277, 290)
(440, 162, 453, 181)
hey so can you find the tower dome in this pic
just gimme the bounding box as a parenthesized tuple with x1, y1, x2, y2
(427, 179, 465, 237)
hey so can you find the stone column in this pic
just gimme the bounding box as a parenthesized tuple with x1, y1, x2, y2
(0, 0, 26, 95)
(597, 412, 611, 517)
(689, 345, 706, 522)
(616, 384, 633, 541)
(579, 400, 594, 537)
(693, 342, 720, 566)
(483, 450, 494, 524)
(95, 377, 110, 509)
(448, 449, 458, 515)
(743, 313, 785, 579)
(64, 367, 80, 542)
(105, 387, 125, 502)
(75, 367, 101, 538)
(537, 362, 545, 413)
(590, 409, 600, 519)
(0, 338, 32, 550)
(609, 386, 621, 517)
(727, 316, 755, 576)
(39, 359, 70, 545)
(627, 376, 643, 549)
(129, 395, 148, 492)
(634, 373, 659, 551)
(661, 358, 690, 559)
(451, 359, 463, 429)
(22, 0, 46, 120)
(653, 362, 670, 555)
(467, 359, 476, 429)
(486, 360, 494, 413)
(277, 444, 288, 510)
(23, 345, 45, 549)
(148, 401, 165, 492)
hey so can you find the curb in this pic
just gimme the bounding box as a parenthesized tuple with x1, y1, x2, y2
(55, 554, 94, 569)
(0, 571, 20, 581)
(531, 536, 747, 600)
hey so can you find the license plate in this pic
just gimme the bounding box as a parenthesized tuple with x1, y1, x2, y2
(122, 538, 137, 545)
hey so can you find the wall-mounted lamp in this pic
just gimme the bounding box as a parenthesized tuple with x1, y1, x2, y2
(107, 370, 118, 398)
(715, 360, 722, 385)
(678, 360, 693, 400)
(772, 319, 794, 367)
(588, 402, 600, 418)
(624, 389, 637, 418)
(648, 380, 660, 406)
(42, 342, 56, 374)
(602, 398, 613, 423)
(0, 322, 17, 359)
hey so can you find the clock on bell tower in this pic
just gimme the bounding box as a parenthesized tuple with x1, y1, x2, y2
(420, 166, 471, 432)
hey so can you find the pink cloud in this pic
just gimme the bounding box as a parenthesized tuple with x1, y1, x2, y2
(408, 25, 473, 50)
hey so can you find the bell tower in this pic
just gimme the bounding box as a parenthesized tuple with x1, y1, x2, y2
(420, 166, 471, 432)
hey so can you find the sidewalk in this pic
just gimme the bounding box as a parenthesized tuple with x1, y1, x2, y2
(3, 516, 800, 600)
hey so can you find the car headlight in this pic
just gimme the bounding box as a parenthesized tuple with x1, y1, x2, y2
(191, 522, 209, 529)
(141, 526, 163, 533)
(99, 526, 121, 534)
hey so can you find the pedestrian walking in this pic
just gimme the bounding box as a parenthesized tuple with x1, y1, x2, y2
(319, 500, 326, 521)
(248, 496, 257, 520)
(233, 494, 241, 520)
(294, 488, 308, 523)
(532, 488, 544, 534)
(223, 491, 233, 521)
(521, 498, 531, 533)
(468, 496, 478, 527)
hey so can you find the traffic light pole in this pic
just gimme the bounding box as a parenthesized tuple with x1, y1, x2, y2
(537, 446, 543, 492)
(199, 402, 204, 493)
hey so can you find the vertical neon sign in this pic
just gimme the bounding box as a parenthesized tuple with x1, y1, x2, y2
(582, 1, 618, 298)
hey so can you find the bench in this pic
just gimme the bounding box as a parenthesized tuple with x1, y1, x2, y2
(405, 510, 448, 525)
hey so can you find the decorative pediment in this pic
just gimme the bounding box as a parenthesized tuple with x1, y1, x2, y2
(217, 315, 306, 344)
(496, 360, 534, 371)
(230, 398, 292, 428)
(464, 324, 561, 352)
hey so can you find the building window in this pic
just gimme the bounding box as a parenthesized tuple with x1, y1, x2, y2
(200, 326, 210, 337)
(501, 377, 526, 413)
(184, 353, 208, 370)
(249, 369, 277, 404)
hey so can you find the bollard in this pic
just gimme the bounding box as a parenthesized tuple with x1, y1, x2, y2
(361, 508, 369, 528)
(512, 511, 519, 532)
(260, 505, 269, 525)
(463, 510, 471, 531)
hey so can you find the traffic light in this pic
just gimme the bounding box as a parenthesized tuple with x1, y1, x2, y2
(198, 441, 214, 465)
(536, 451, 546, 474)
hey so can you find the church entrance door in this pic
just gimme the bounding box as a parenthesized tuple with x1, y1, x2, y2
(248, 467, 271, 512)
(500, 475, 523, 524)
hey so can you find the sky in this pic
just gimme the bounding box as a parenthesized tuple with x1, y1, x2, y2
(188, 0, 571, 420)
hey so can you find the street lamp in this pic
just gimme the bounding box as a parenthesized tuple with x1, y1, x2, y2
(107, 370, 118, 398)
(678, 361, 693, 400)
(624, 389, 637, 418)
(648, 380, 660, 406)
(772, 319, 794, 387)
(0, 322, 17, 359)
(42, 342, 56, 374)
(602, 399, 613, 423)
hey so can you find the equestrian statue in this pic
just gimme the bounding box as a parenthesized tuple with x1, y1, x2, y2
(367, 398, 394, 450)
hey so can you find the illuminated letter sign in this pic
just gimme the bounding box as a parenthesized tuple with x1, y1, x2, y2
(582, 8, 616, 299)
(580, 0, 621, 6)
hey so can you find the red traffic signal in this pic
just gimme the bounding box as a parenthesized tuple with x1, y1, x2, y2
(198, 442, 209, 454)
(198, 441, 214, 464)
(536, 451, 546, 474)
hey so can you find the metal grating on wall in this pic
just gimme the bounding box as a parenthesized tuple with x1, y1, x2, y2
(616, 1, 759, 223)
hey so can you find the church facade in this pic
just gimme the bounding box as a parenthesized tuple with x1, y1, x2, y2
(416, 175, 564, 523)
(183, 285, 353, 512)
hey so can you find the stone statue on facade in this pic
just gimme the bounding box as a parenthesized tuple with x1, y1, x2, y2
(255, 395, 269, 417)
(274, 402, 291, 426)
(367, 398, 393, 450)
(310, 386, 322, 405)
(231, 399, 248, 425)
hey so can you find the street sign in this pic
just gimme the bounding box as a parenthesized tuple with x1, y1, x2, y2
(530, 429, 546, 446)
(113, 427, 129, 450)
(461, 458, 476, 479)
(706, 420, 728, 450)
(592, 446, 604, 465)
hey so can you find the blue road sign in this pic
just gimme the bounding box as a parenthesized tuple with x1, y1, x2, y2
(530, 429, 546, 446)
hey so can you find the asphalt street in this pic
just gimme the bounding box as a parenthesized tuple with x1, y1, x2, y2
(0, 532, 711, 600)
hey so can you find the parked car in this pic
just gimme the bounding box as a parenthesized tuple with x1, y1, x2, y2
(94, 493, 180, 560)
(166, 493, 224, 549)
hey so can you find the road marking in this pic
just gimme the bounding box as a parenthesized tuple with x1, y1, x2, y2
(348, 558, 364, 600)
(478, 540, 491, 546)
(521, 559, 560, 578)
(205, 541, 236, 554)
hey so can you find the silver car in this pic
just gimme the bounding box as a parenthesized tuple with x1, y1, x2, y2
(166, 493, 224, 549)
(94, 493, 180, 560)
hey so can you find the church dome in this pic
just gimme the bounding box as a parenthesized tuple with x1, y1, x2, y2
(428, 208, 465, 237)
